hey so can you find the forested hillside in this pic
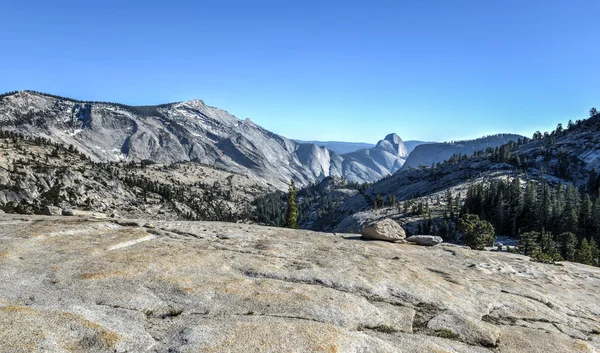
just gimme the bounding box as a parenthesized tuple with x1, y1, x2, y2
(0, 130, 267, 220)
(260, 111, 600, 268)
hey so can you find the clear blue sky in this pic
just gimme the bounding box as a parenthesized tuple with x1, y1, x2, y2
(1, 0, 599, 143)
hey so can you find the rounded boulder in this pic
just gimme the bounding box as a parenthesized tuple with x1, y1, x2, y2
(361, 219, 406, 242)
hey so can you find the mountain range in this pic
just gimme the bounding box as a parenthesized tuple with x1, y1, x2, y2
(288, 113, 600, 236)
(296, 139, 430, 155)
(0, 91, 527, 191)
(0, 91, 416, 188)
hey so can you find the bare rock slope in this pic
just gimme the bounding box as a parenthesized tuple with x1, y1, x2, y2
(0, 91, 407, 188)
(402, 134, 523, 169)
(1, 214, 599, 352)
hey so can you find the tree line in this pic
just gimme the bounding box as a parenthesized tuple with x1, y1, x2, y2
(462, 176, 600, 267)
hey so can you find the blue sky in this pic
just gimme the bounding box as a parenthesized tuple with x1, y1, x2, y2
(1, 1, 599, 143)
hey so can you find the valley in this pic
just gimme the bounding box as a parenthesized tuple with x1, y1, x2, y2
(3, 2, 598, 352)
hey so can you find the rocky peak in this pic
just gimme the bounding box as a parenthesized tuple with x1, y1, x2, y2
(177, 99, 206, 109)
(384, 132, 402, 145)
(375, 133, 409, 157)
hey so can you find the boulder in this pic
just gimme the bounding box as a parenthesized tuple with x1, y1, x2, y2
(42, 206, 62, 216)
(361, 219, 406, 242)
(406, 235, 443, 246)
(62, 209, 107, 218)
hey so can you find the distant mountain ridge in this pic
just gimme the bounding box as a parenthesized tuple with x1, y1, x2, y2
(404, 140, 432, 154)
(293, 115, 600, 235)
(294, 140, 375, 155)
(402, 134, 524, 169)
(0, 91, 407, 188)
(296, 139, 431, 154)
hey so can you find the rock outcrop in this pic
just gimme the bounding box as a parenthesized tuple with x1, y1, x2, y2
(341, 133, 409, 182)
(42, 206, 62, 216)
(406, 235, 443, 246)
(361, 218, 406, 242)
(1, 214, 598, 352)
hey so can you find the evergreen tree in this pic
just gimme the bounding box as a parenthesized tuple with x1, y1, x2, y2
(507, 176, 522, 235)
(285, 180, 298, 229)
(590, 238, 599, 267)
(555, 123, 563, 134)
(458, 214, 495, 250)
(374, 194, 384, 209)
(576, 238, 593, 265)
(538, 180, 552, 230)
(587, 169, 598, 195)
(535, 229, 560, 262)
(593, 199, 600, 241)
(519, 231, 540, 256)
(494, 190, 507, 234)
(521, 180, 537, 229)
(386, 194, 396, 206)
(445, 190, 454, 219)
(563, 185, 579, 234)
(558, 232, 577, 261)
(579, 193, 593, 237)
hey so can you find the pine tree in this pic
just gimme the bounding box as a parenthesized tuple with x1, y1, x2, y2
(386, 194, 396, 206)
(519, 231, 540, 256)
(374, 194, 384, 209)
(507, 177, 522, 235)
(563, 185, 579, 234)
(576, 238, 593, 265)
(555, 123, 564, 135)
(445, 190, 454, 219)
(494, 190, 507, 234)
(531, 230, 560, 263)
(590, 238, 599, 267)
(587, 169, 598, 195)
(285, 180, 298, 229)
(458, 214, 495, 250)
(539, 229, 560, 260)
(552, 183, 565, 234)
(521, 180, 537, 229)
(538, 180, 552, 230)
(558, 232, 577, 261)
(579, 193, 593, 237)
(593, 199, 600, 241)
